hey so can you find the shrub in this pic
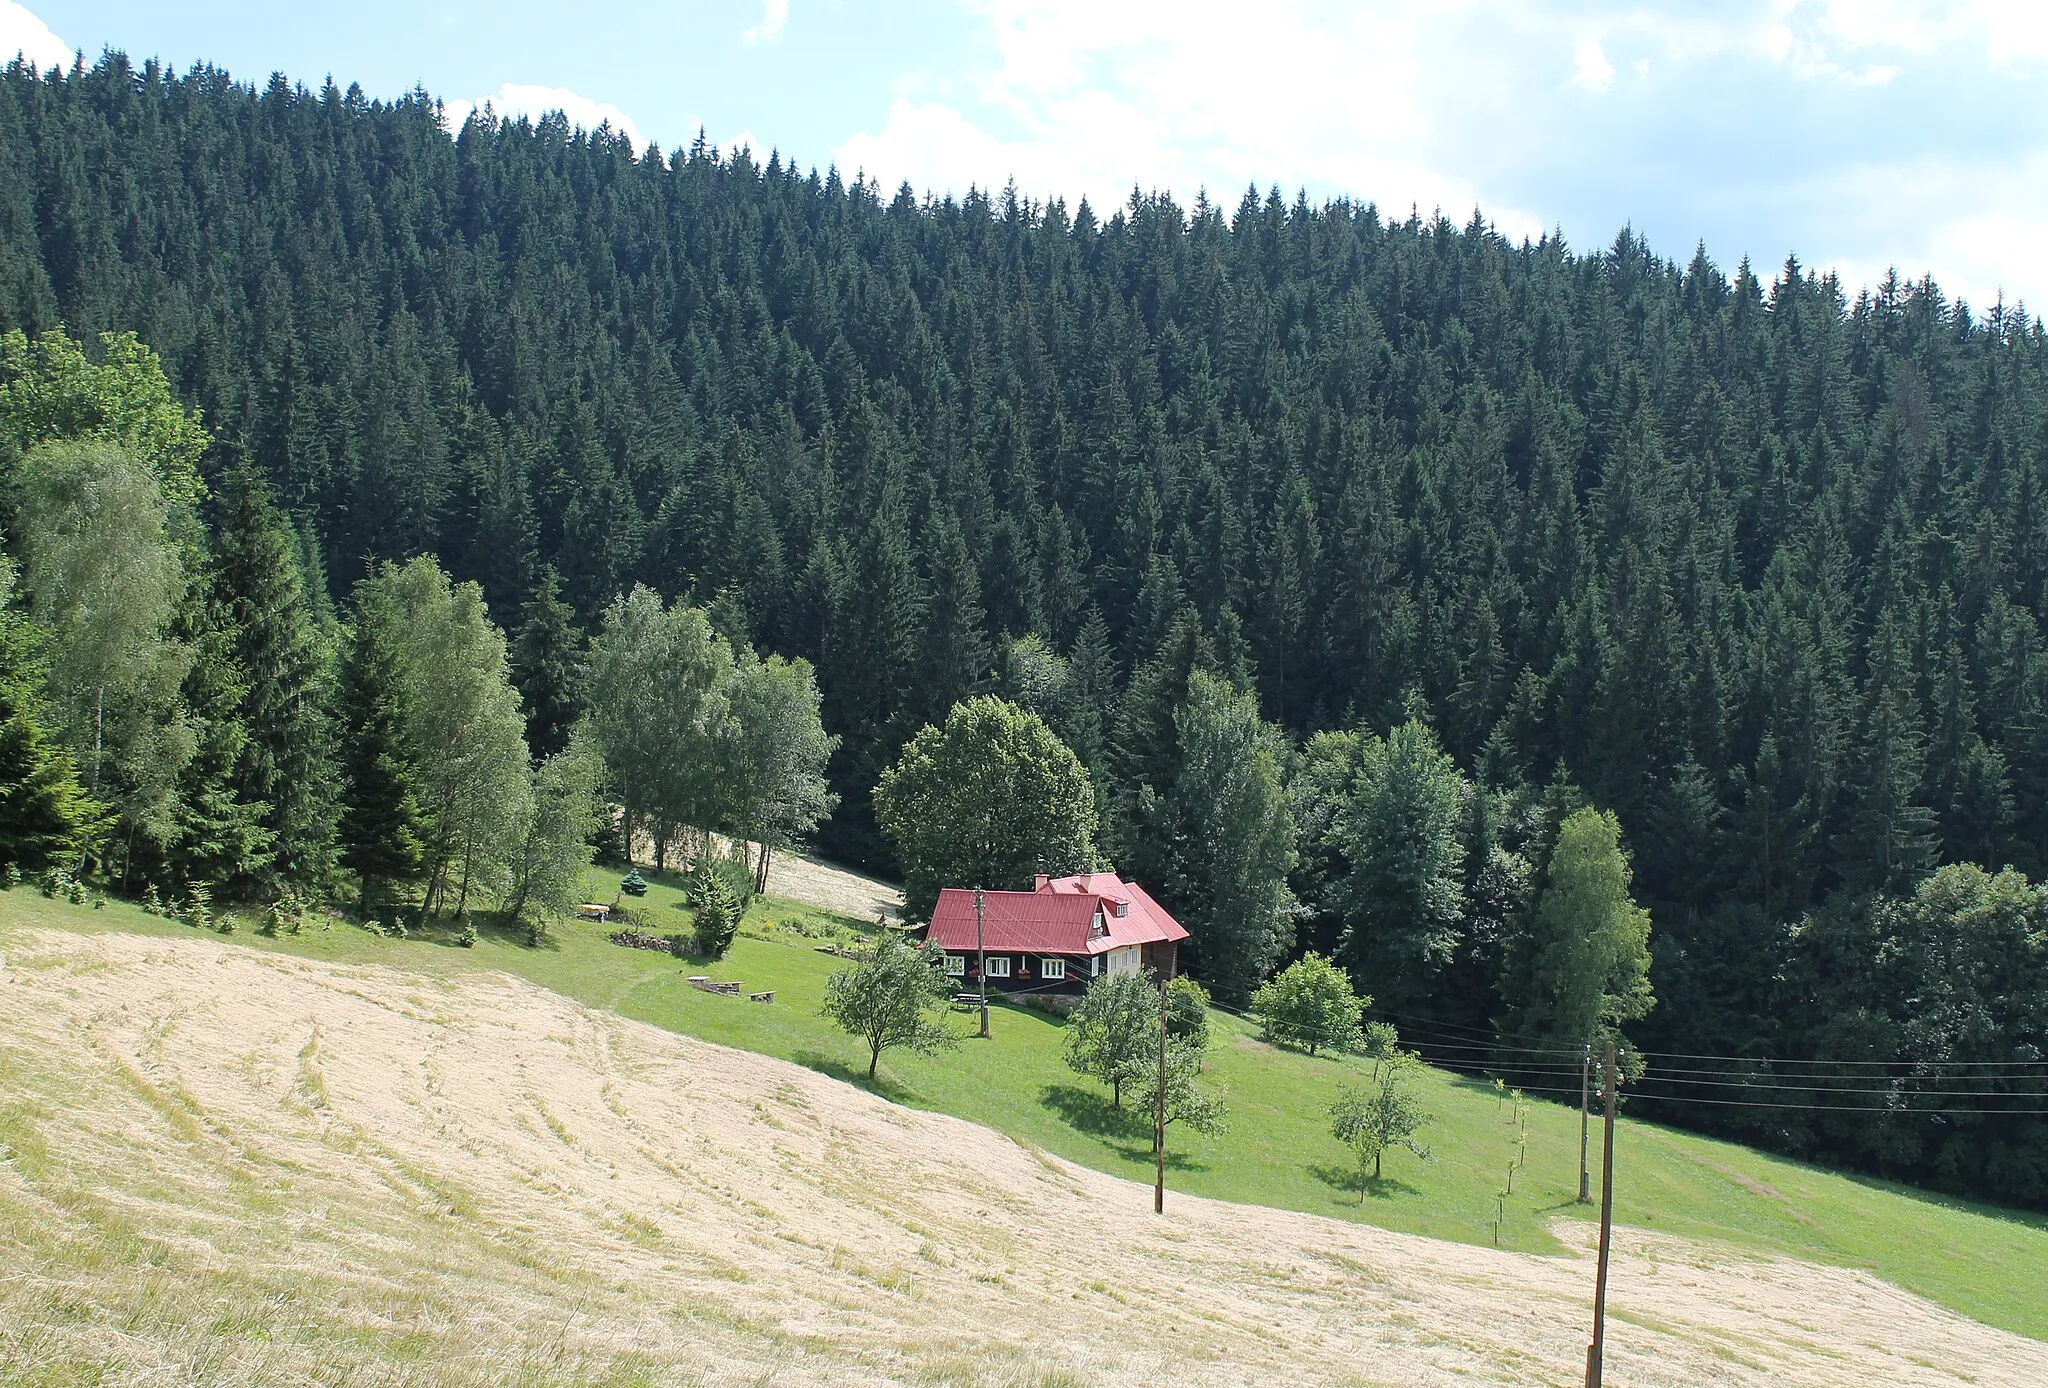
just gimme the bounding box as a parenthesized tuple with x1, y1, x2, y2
(184, 884, 213, 932)
(458, 921, 477, 948)
(3, 862, 20, 889)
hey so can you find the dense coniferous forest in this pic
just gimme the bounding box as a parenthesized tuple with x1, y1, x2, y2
(4, 54, 2046, 1205)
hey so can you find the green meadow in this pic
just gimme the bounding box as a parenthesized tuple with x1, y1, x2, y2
(8, 869, 2045, 1342)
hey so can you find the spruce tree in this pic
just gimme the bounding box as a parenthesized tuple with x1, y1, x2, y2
(917, 511, 991, 725)
(1833, 609, 1937, 894)
(510, 566, 586, 761)
(159, 583, 275, 889)
(214, 471, 336, 887)
(0, 561, 102, 872)
(335, 603, 428, 910)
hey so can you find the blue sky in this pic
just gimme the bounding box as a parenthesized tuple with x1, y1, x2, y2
(7, 1, 2048, 310)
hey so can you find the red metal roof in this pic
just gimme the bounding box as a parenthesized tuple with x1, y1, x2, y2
(925, 872, 1188, 956)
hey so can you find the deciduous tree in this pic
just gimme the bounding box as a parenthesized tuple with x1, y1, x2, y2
(1498, 806, 1654, 1056)
(821, 933, 958, 1081)
(1330, 1026, 1432, 1193)
(1251, 951, 1365, 1056)
(874, 696, 1096, 922)
(1065, 969, 1161, 1110)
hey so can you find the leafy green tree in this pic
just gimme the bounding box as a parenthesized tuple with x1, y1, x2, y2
(1064, 970, 1162, 1109)
(0, 558, 103, 871)
(1163, 975, 1213, 1052)
(585, 586, 729, 869)
(503, 725, 606, 939)
(510, 566, 585, 761)
(335, 599, 428, 910)
(12, 440, 194, 871)
(1134, 1036, 1230, 1153)
(722, 647, 837, 891)
(1251, 951, 1366, 1056)
(1329, 1028, 1432, 1192)
(821, 933, 958, 1081)
(1165, 671, 1296, 1000)
(213, 471, 336, 889)
(1330, 716, 1468, 1012)
(873, 695, 1096, 922)
(359, 557, 531, 914)
(0, 328, 209, 505)
(1498, 806, 1654, 1055)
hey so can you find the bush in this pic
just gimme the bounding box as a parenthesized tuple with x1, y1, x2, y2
(183, 883, 213, 932)
(458, 921, 477, 948)
(262, 892, 308, 938)
(3, 862, 20, 889)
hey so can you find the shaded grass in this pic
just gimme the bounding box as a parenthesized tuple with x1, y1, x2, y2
(7, 870, 2047, 1341)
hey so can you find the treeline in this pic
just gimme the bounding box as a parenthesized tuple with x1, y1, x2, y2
(0, 328, 834, 931)
(3, 53, 2047, 1205)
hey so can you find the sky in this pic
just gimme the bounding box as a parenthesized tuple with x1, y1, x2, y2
(6, 0, 2048, 311)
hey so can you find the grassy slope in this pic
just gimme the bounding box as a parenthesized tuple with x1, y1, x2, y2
(9, 871, 2046, 1342)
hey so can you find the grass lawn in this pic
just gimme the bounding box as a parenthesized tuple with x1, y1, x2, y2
(9, 869, 2047, 1341)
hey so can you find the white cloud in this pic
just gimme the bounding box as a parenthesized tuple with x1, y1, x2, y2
(0, 1, 70, 71)
(743, 0, 790, 45)
(836, 1, 1543, 236)
(1570, 35, 1617, 91)
(442, 83, 645, 148)
(830, 0, 2048, 305)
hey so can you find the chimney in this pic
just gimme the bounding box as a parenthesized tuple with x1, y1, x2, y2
(1033, 873, 1050, 891)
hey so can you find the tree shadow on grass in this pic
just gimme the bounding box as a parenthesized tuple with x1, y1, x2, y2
(1308, 1162, 1422, 1202)
(1039, 1083, 1146, 1138)
(792, 1049, 916, 1105)
(1108, 1139, 1209, 1173)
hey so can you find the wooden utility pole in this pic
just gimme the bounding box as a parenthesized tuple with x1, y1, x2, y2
(1584, 1042, 1619, 1388)
(1153, 968, 1168, 1214)
(974, 887, 989, 1039)
(1578, 1043, 1592, 1203)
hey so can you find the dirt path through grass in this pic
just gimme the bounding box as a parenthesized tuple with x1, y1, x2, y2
(3, 926, 2041, 1387)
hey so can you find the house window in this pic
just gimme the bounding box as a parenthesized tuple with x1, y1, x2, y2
(944, 953, 966, 976)
(984, 956, 1012, 978)
(1113, 900, 1129, 918)
(1041, 957, 1067, 981)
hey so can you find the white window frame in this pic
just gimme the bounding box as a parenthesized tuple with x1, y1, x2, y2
(943, 953, 966, 976)
(984, 955, 1012, 978)
(1040, 957, 1067, 981)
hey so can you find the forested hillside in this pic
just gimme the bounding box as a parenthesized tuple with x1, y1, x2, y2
(3, 54, 2045, 1205)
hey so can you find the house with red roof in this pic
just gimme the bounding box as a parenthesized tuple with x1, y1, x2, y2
(919, 872, 1189, 994)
